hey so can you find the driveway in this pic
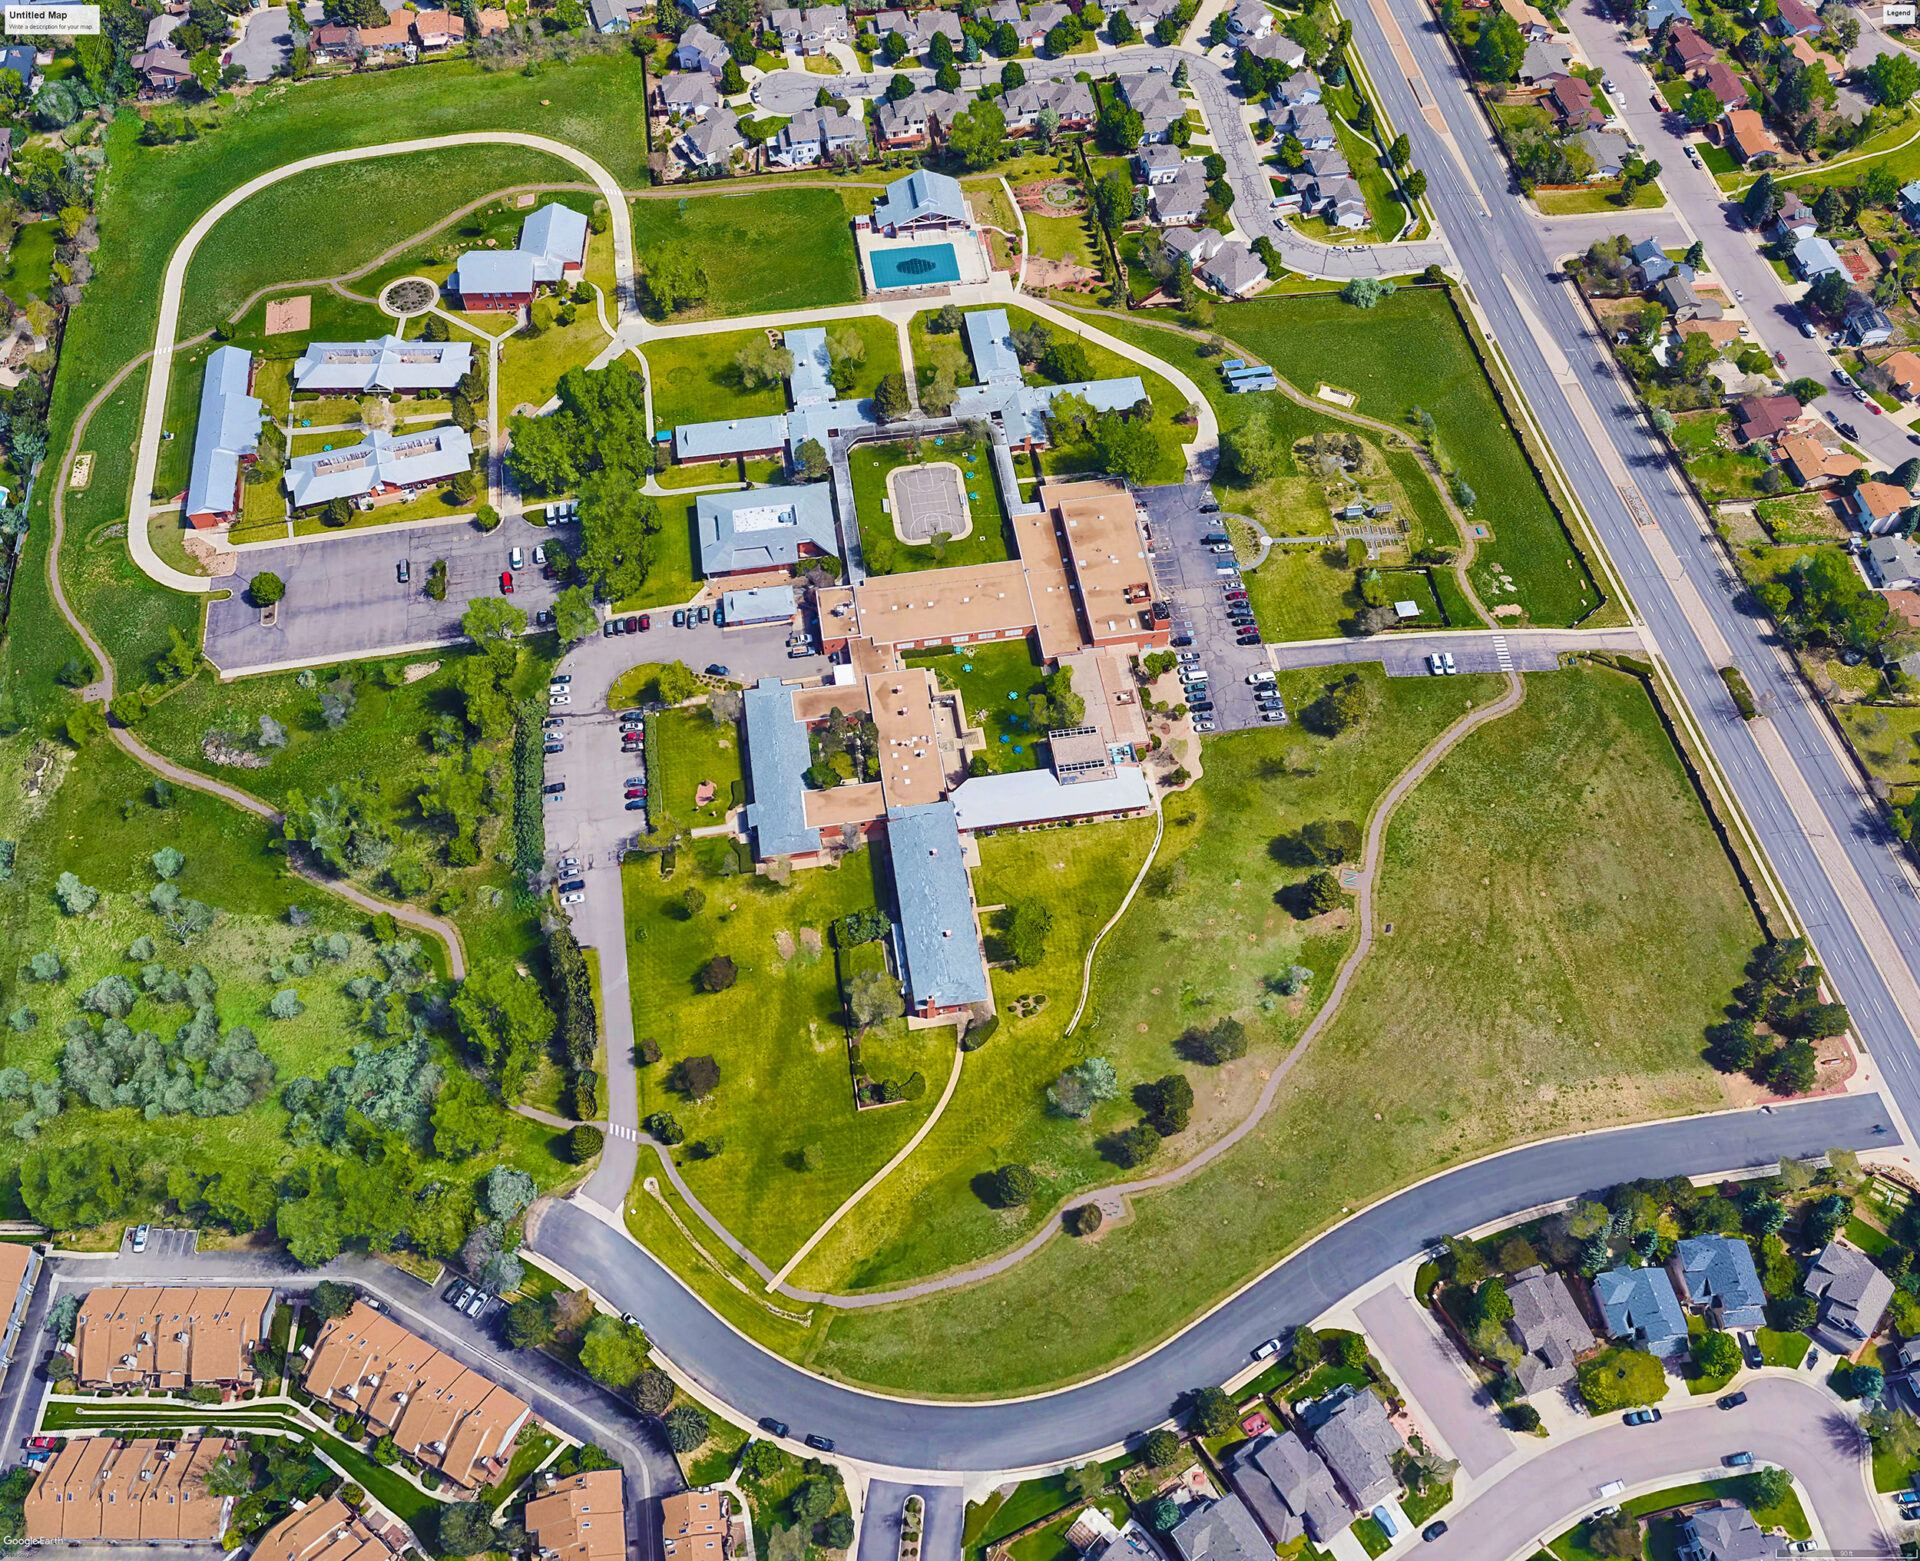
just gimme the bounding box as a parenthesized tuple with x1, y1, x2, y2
(1421, 1376, 1887, 1560)
(228, 5, 293, 81)
(857, 1482, 965, 1561)
(1263, 626, 1645, 676)
(1353, 1288, 1513, 1479)
(204, 513, 567, 673)
(1136, 480, 1272, 731)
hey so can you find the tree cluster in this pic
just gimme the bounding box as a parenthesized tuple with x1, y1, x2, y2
(1706, 939, 1845, 1096)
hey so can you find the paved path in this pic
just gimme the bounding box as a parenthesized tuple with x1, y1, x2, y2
(529, 1095, 1892, 1470)
(1264, 625, 1646, 673)
(1354, 1287, 1512, 1479)
(125, 132, 634, 592)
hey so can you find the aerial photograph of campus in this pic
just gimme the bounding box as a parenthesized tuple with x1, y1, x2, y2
(14, 0, 1920, 1551)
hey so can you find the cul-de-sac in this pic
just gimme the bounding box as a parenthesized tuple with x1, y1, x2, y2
(13, 0, 1920, 1555)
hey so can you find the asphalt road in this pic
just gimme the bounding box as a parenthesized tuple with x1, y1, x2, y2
(1425, 1376, 1888, 1560)
(1263, 625, 1645, 674)
(1342, 0, 1920, 1147)
(857, 1483, 967, 1561)
(204, 512, 567, 674)
(528, 1095, 1891, 1472)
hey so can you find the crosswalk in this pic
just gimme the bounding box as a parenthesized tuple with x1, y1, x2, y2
(1492, 635, 1513, 673)
(605, 1121, 641, 1143)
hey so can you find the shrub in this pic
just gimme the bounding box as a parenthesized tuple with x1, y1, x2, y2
(1577, 1347, 1667, 1414)
(646, 1112, 685, 1145)
(249, 572, 285, 607)
(664, 1404, 711, 1453)
(1137, 1073, 1194, 1135)
(1140, 1428, 1181, 1467)
(672, 1054, 721, 1100)
(1107, 1123, 1161, 1168)
(632, 1370, 674, 1415)
(696, 956, 737, 992)
(1504, 1403, 1541, 1432)
(1179, 1016, 1247, 1065)
(987, 1163, 1039, 1206)
(1065, 1203, 1103, 1236)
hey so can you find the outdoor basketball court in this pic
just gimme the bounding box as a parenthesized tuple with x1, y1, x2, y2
(887, 461, 972, 543)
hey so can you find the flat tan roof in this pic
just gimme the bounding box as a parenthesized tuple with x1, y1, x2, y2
(791, 680, 872, 724)
(1039, 479, 1156, 647)
(850, 560, 1037, 647)
(661, 1490, 727, 1561)
(1009, 508, 1085, 660)
(803, 781, 887, 830)
(867, 667, 949, 808)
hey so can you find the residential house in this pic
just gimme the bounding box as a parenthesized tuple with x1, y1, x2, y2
(1676, 1503, 1782, 1561)
(1572, 126, 1633, 178)
(21, 1437, 236, 1544)
(309, 22, 359, 60)
(867, 168, 972, 235)
(1903, 179, 1920, 230)
(770, 105, 864, 167)
(1645, 0, 1688, 27)
(1724, 106, 1775, 161)
(1272, 72, 1322, 106)
(658, 1489, 724, 1561)
(1242, 31, 1306, 67)
(1669, 1236, 1768, 1330)
(913, 88, 976, 142)
(1631, 237, 1686, 285)
(874, 93, 933, 147)
(674, 22, 731, 75)
(1135, 143, 1185, 183)
(1544, 73, 1603, 130)
(1301, 146, 1351, 184)
(356, 13, 415, 61)
(1166, 1494, 1272, 1561)
(1504, 1264, 1596, 1394)
(527, 1471, 626, 1561)
(1199, 242, 1268, 297)
(1887, 350, 1920, 401)
(1845, 294, 1894, 346)
(1002, 77, 1096, 132)
(1117, 73, 1185, 140)
(1790, 233, 1845, 280)
(587, 0, 630, 32)
(183, 348, 265, 528)
(1806, 1238, 1896, 1347)
(1773, 432, 1861, 487)
(1021, 3, 1069, 45)
(475, 7, 512, 33)
(1655, 273, 1721, 321)
(0, 45, 37, 91)
(1697, 58, 1748, 108)
(653, 70, 722, 117)
(1766, 191, 1816, 241)
(770, 4, 848, 51)
(1785, 32, 1823, 68)
(1163, 226, 1226, 268)
(679, 108, 745, 168)
(1223, 1434, 1353, 1545)
(1732, 393, 1803, 442)
(1853, 479, 1913, 535)
(1518, 36, 1573, 82)
(72, 1287, 275, 1386)
(1668, 21, 1715, 71)
(1772, 0, 1822, 33)
(413, 9, 465, 46)
(1227, 0, 1272, 34)
(1299, 1387, 1404, 1511)
(1309, 173, 1368, 229)
(303, 1302, 531, 1491)
(284, 426, 475, 510)
(1592, 1264, 1689, 1356)
(132, 44, 193, 89)
(985, 0, 1021, 23)
(1152, 164, 1210, 225)
(1283, 101, 1338, 149)
(1866, 534, 1920, 589)
(255, 1500, 401, 1561)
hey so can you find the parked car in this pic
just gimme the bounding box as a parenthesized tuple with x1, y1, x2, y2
(1723, 1451, 1754, 1468)
(131, 1224, 149, 1253)
(625, 788, 644, 801)
(625, 799, 646, 811)
(543, 742, 563, 756)
(1805, 1347, 1820, 1371)
(1422, 1523, 1449, 1543)
(706, 663, 730, 676)
(1596, 1481, 1626, 1499)
(560, 891, 584, 905)
(1195, 719, 1217, 731)
(1428, 653, 1446, 675)
(1623, 1408, 1660, 1426)
(760, 1418, 790, 1439)
(604, 621, 619, 637)
(805, 1434, 835, 1453)
(559, 857, 580, 872)
(639, 614, 651, 631)
(509, 546, 523, 571)
(542, 782, 565, 796)
(396, 559, 410, 584)
(550, 694, 571, 706)
(1717, 1392, 1747, 1410)
(1442, 652, 1457, 674)
(465, 1290, 489, 1317)
(1199, 501, 1220, 513)
(500, 571, 515, 594)
(673, 610, 686, 627)
(558, 878, 586, 893)
(626, 616, 640, 633)
(533, 544, 546, 567)
(1252, 1335, 1284, 1360)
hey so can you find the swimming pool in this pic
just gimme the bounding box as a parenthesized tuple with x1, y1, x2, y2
(870, 243, 962, 288)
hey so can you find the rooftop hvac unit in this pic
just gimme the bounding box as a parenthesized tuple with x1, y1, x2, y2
(174, 1333, 190, 1344)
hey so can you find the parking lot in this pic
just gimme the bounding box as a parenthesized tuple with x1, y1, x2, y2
(1137, 481, 1274, 732)
(118, 1225, 197, 1259)
(204, 513, 567, 674)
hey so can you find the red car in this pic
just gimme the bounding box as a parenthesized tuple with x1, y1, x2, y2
(639, 614, 650, 631)
(625, 616, 640, 633)
(500, 571, 515, 594)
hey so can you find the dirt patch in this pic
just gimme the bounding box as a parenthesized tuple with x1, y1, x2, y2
(799, 927, 823, 957)
(182, 531, 237, 577)
(402, 660, 441, 685)
(774, 929, 797, 962)
(1024, 255, 1101, 292)
(264, 295, 311, 335)
(202, 733, 269, 769)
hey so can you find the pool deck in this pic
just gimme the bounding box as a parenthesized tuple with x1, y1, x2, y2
(857, 224, 993, 294)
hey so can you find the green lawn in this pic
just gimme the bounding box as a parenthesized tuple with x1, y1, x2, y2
(630, 188, 862, 319)
(1548, 1475, 1810, 1558)
(911, 309, 980, 394)
(1756, 1328, 1810, 1368)
(497, 295, 613, 416)
(646, 705, 743, 835)
(1210, 289, 1599, 625)
(1533, 182, 1668, 216)
(0, 219, 58, 304)
(1835, 703, 1920, 789)
(850, 434, 1013, 576)
(791, 667, 1757, 1391)
(1244, 546, 1359, 642)
(902, 640, 1048, 774)
(624, 841, 953, 1270)
(648, 329, 790, 429)
(154, 342, 215, 503)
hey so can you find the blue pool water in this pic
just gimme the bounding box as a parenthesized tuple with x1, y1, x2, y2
(871, 243, 961, 288)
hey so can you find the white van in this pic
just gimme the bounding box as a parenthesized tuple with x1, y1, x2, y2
(1596, 1480, 1625, 1499)
(1216, 563, 1239, 577)
(1183, 669, 1209, 685)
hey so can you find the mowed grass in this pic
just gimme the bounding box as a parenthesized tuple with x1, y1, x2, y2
(625, 840, 951, 1269)
(648, 315, 905, 433)
(1216, 289, 1598, 625)
(850, 436, 1012, 576)
(904, 640, 1050, 775)
(497, 294, 614, 416)
(647, 706, 742, 834)
(798, 667, 1754, 1392)
(795, 667, 1489, 1297)
(630, 188, 862, 319)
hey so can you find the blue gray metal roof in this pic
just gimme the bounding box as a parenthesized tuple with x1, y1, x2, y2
(742, 678, 822, 859)
(284, 424, 474, 508)
(949, 766, 1151, 832)
(963, 309, 1022, 386)
(1673, 1236, 1767, 1329)
(870, 169, 970, 231)
(785, 327, 835, 407)
(885, 802, 991, 1010)
(185, 346, 265, 521)
(293, 335, 472, 394)
(697, 483, 840, 573)
(951, 375, 1148, 446)
(721, 585, 797, 624)
(454, 250, 537, 295)
(673, 413, 792, 463)
(519, 202, 590, 282)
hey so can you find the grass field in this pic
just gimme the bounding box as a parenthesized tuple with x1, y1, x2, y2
(1212, 289, 1598, 625)
(910, 309, 979, 394)
(1533, 182, 1667, 216)
(646, 705, 742, 835)
(154, 343, 214, 502)
(497, 294, 613, 416)
(630, 188, 862, 319)
(850, 434, 1012, 576)
(624, 840, 952, 1269)
(648, 329, 789, 429)
(902, 639, 1049, 774)
(791, 667, 1754, 1389)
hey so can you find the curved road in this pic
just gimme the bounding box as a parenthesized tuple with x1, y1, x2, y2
(530, 1092, 1892, 1470)
(124, 131, 635, 592)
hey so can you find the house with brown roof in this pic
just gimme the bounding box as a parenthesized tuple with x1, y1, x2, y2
(475, 7, 512, 32)
(1697, 58, 1748, 108)
(530, 1471, 627, 1561)
(1668, 22, 1715, 71)
(1774, 432, 1862, 487)
(1732, 393, 1803, 442)
(254, 1498, 401, 1561)
(1724, 107, 1776, 163)
(310, 22, 358, 59)
(1544, 73, 1603, 130)
(413, 10, 465, 47)
(1785, 32, 1823, 69)
(71, 1287, 274, 1390)
(357, 11, 415, 59)
(659, 1489, 728, 1561)
(1854, 480, 1914, 535)
(22, 1437, 235, 1543)
(304, 1303, 531, 1491)
(1885, 350, 1920, 400)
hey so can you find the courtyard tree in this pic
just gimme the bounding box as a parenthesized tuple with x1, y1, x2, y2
(249, 572, 285, 607)
(578, 477, 663, 600)
(874, 372, 911, 421)
(579, 1313, 650, 1390)
(1868, 50, 1920, 105)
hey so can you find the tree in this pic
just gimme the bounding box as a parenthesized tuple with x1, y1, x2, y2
(874, 372, 911, 421)
(823, 1514, 855, 1549)
(566, 1125, 605, 1162)
(1471, 9, 1524, 79)
(1187, 1385, 1236, 1437)
(1181, 1016, 1248, 1065)
(1692, 1328, 1740, 1378)
(250, 572, 285, 606)
(579, 1314, 651, 1390)
(697, 955, 737, 992)
(987, 1163, 1039, 1206)
(437, 1504, 496, 1556)
(578, 477, 663, 601)
(66, 702, 108, 747)
(947, 96, 1007, 170)
(505, 1294, 555, 1349)
(719, 55, 744, 93)
(1680, 85, 1722, 126)
(1342, 276, 1393, 309)
(54, 872, 98, 915)
(152, 847, 186, 881)
(1140, 1428, 1181, 1467)
(1297, 871, 1343, 917)
(642, 242, 711, 315)
(1143, 1497, 1179, 1533)
(553, 587, 599, 644)
(1138, 1073, 1194, 1135)
(451, 961, 556, 1100)
(1007, 900, 1054, 967)
(1586, 1514, 1641, 1560)
(1223, 415, 1277, 481)
(1107, 1123, 1161, 1167)
(1048, 1056, 1120, 1118)
(848, 967, 902, 1032)
(463, 595, 527, 661)
(1096, 96, 1144, 151)
(1577, 1347, 1668, 1413)
(309, 1280, 357, 1320)
(632, 1370, 675, 1415)
(672, 1054, 722, 1101)
(665, 1405, 711, 1452)
(1745, 1466, 1793, 1508)
(1869, 50, 1920, 105)
(1065, 1202, 1104, 1235)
